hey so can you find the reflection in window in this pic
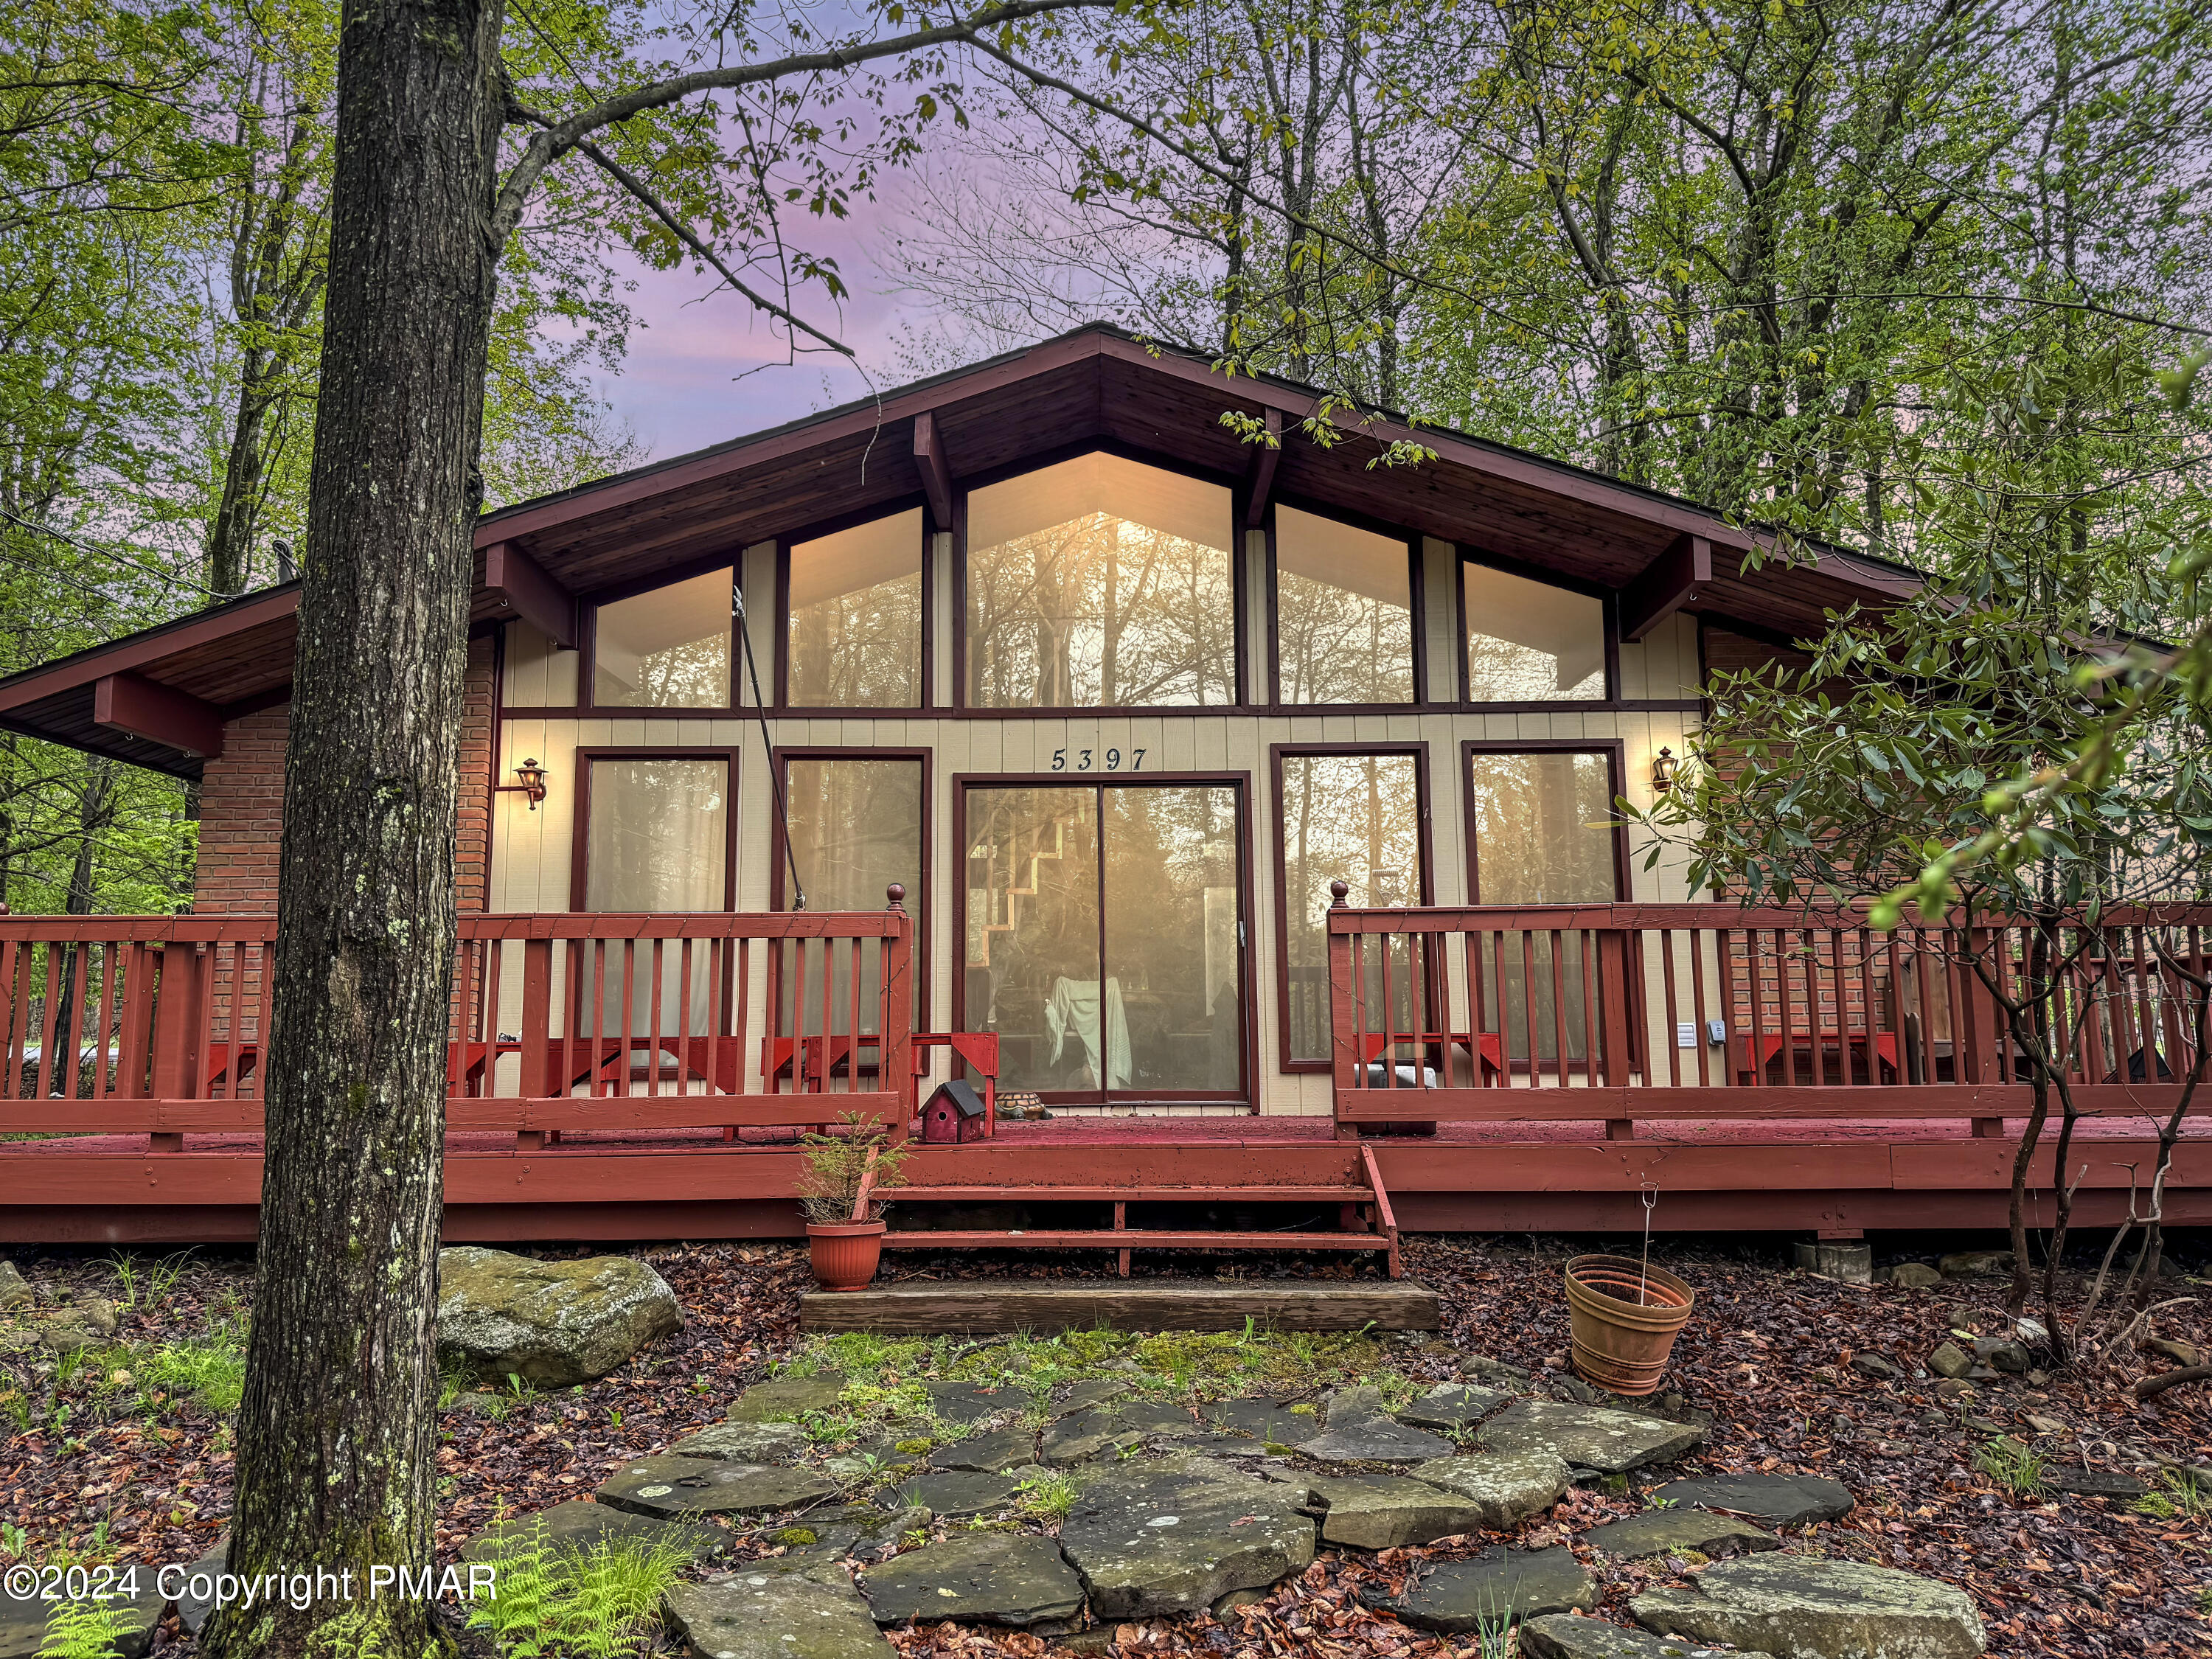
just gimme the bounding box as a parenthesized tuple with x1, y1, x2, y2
(593, 568, 732, 706)
(788, 511, 923, 706)
(1467, 750, 1618, 1069)
(1280, 754, 1422, 1062)
(964, 453, 1235, 708)
(582, 757, 729, 1042)
(1463, 564, 1605, 701)
(1276, 506, 1413, 704)
(782, 757, 924, 1036)
(965, 784, 1241, 1095)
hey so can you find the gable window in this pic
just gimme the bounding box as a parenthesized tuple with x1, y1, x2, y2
(1462, 562, 1606, 702)
(1274, 748, 1429, 1068)
(592, 568, 732, 707)
(787, 509, 924, 707)
(1274, 505, 1415, 705)
(964, 453, 1236, 709)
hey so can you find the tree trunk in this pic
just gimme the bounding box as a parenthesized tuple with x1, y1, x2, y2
(205, 0, 506, 1649)
(205, 361, 280, 597)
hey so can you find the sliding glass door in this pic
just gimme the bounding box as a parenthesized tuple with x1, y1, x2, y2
(963, 782, 1244, 1103)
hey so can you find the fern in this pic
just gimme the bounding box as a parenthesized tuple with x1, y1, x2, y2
(35, 1600, 139, 1659)
(465, 1515, 686, 1658)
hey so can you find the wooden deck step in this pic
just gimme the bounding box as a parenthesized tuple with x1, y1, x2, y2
(880, 1228, 1391, 1251)
(801, 1276, 1441, 1334)
(886, 1185, 1374, 1203)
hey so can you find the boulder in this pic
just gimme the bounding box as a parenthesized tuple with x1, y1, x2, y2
(0, 1262, 30, 1310)
(1883, 1264, 1944, 1290)
(1057, 1455, 1315, 1618)
(460, 1499, 730, 1565)
(1937, 1250, 2013, 1281)
(1848, 1354, 1900, 1380)
(1927, 1343, 1974, 1380)
(669, 1420, 812, 1464)
(1632, 1556, 1987, 1659)
(596, 1455, 840, 1519)
(664, 1571, 893, 1659)
(13, 1295, 118, 1354)
(1397, 1382, 1506, 1431)
(1581, 1509, 1781, 1560)
(1647, 1472, 1854, 1528)
(171, 1537, 233, 1635)
(1476, 1400, 1704, 1474)
(2043, 1465, 2149, 1499)
(726, 1371, 849, 1422)
(1971, 1338, 2029, 1375)
(1040, 1400, 1203, 1464)
(437, 1247, 680, 1387)
(1521, 1613, 1776, 1659)
(1, 1572, 164, 1659)
(1406, 1453, 1572, 1529)
(1360, 1546, 1597, 1632)
(858, 1533, 1085, 1628)
(1301, 1475, 1490, 1549)
(1302, 1386, 1454, 1464)
(888, 1470, 1026, 1519)
(934, 1427, 1037, 1473)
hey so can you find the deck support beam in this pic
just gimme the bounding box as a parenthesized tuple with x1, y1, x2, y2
(914, 411, 954, 527)
(93, 672, 224, 759)
(1620, 532, 1711, 641)
(483, 541, 576, 649)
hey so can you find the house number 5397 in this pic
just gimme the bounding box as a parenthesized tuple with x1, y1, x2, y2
(1051, 747, 1144, 771)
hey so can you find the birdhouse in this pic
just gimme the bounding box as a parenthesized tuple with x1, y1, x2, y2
(922, 1079, 990, 1143)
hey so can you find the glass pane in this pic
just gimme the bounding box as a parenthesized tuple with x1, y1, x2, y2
(1102, 786, 1242, 1091)
(782, 757, 924, 1037)
(1280, 754, 1422, 1062)
(788, 510, 923, 706)
(585, 759, 729, 910)
(593, 568, 733, 706)
(964, 453, 1235, 708)
(1276, 506, 1413, 704)
(1467, 751, 1616, 1070)
(582, 758, 728, 1044)
(964, 787, 1103, 1091)
(1464, 565, 1606, 701)
(1466, 751, 1618, 903)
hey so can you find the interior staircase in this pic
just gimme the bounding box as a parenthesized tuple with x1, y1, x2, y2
(878, 1139, 1401, 1278)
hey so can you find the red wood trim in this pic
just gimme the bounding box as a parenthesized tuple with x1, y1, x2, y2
(484, 541, 577, 650)
(1333, 1082, 2202, 1120)
(880, 1229, 1391, 1251)
(1244, 408, 1281, 527)
(914, 412, 954, 527)
(92, 672, 224, 758)
(1360, 1142, 1402, 1278)
(1619, 533, 1712, 642)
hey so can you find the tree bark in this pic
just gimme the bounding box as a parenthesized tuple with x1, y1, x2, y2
(205, 0, 506, 1650)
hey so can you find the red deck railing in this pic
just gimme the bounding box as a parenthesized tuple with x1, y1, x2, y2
(0, 899, 919, 1146)
(1326, 894, 2212, 1138)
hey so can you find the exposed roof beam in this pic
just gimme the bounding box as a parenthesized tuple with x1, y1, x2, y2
(1244, 408, 1282, 527)
(94, 672, 224, 759)
(483, 540, 577, 649)
(1620, 533, 1712, 642)
(914, 411, 954, 528)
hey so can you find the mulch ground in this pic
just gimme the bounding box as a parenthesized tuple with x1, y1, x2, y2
(2, 1234, 2207, 1657)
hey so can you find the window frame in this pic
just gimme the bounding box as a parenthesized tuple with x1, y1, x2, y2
(1265, 495, 1428, 714)
(948, 768, 1259, 1107)
(1455, 547, 1621, 711)
(767, 745, 933, 1030)
(538, 554, 742, 717)
(568, 745, 742, 911)
(953, 440, 1251, 717)
(1269, 742, 1434, 1075)
(1460, 740, 1632, 905)
(774, 496, 936, 715)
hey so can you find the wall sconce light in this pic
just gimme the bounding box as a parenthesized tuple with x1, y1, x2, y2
(1650, 746, 1679, 795)
(497, 757, 548, 810)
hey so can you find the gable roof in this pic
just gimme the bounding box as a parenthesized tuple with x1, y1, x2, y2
(0, 322, 1919, 777)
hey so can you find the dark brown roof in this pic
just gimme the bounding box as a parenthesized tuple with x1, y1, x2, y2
(0, 324, 1919, 776)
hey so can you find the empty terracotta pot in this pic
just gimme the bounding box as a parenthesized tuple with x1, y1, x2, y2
(1564, 1253, 1695, 1395)
(807, 1220, 887, 1291)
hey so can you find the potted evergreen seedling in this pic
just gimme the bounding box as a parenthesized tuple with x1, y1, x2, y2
(797, 1112, 909, 1290)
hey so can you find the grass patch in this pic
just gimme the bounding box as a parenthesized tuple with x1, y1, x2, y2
(466, 1516, 688, 1658)
(2135, 1467, 2209, 1522)
(1017, 1467, 1082, 1525)
(1124, 1328, 1388, 1396)
(140, 1323, 248, 1416)
(1972, 1437, 2049, 1499)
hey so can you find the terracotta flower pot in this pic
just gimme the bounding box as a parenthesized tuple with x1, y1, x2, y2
(1563, 1253, 1695, 1396)
(807, 1220, 887, 1291)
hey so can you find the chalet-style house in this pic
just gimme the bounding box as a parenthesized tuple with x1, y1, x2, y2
(0, 325, 2198, 1255)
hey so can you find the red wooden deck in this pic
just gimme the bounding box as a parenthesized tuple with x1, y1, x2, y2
(3, 903, 2207, 1249)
